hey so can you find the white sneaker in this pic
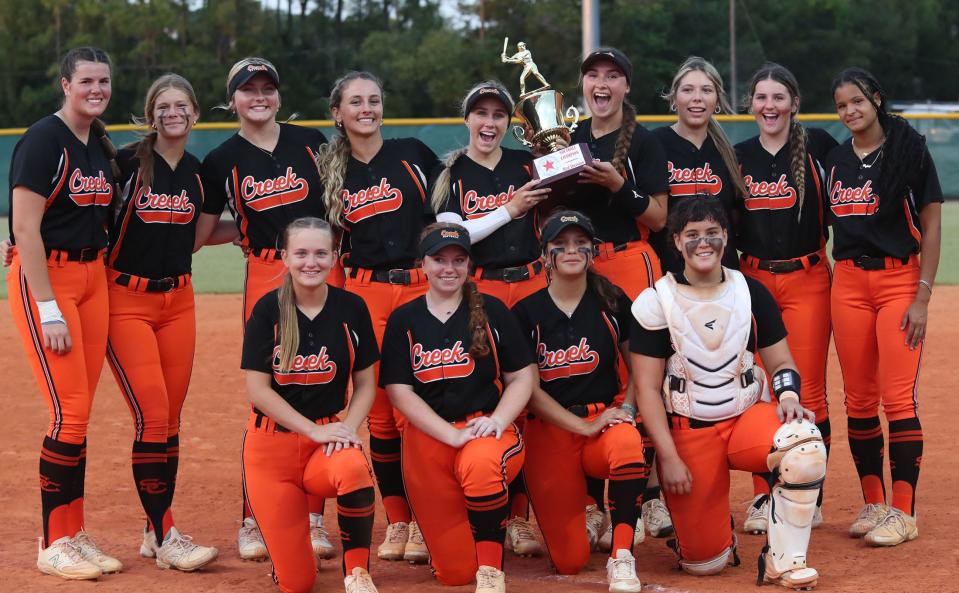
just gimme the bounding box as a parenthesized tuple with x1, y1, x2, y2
(310, 513, 335, 559)
(505, 517, 543, 557)
(606, 549, 642, 593)
(154, 527, 219, 571)
(377, 521, 408, 561)
(743, 494, 769, 535)
(404, 520, 429, 563)
(73, 530, 123, 573)
(812, 505, 824, 529)
(37, 536, 101, 580)
(585, 504, 605, 550)
(140, 530, 159, 558)
(238, 517, 268, 560)
(475, 565, 506, 593)
(849, 503, 889, 538)
(599, 516, 645, 553)
(643, 498, 673, 538)
(344, 566, 379, 593)
(864, 507, 918, 547)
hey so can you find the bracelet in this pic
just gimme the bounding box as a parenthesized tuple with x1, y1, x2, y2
(918, 279, 933, 295)
(620, 403, 637, 416)
(36, 300, 65, 325)
(772, 368, 802, 402)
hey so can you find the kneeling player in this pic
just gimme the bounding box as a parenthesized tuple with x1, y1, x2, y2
(631, 197, 826, 590)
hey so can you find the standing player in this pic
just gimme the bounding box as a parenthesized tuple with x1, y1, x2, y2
(380, 223, 536, 593)
(7, 47, 121, 580)
(318, 70, 439, 563)
(826, 68, 941, 546)
(242, 217, 379, 593)
(735, 63, 837, 534)
(196, 57, 335, 561)
(631, 197, 826, 589)
(106, 74, 218, 571)
(512, 211, 646, 593)
(566, 47, 670, 548)
(431, 80, 550, 557)
(652, 56, 746, 274)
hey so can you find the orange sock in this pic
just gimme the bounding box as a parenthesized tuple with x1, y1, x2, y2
(612, 523, 634, 556)
(476, 541, 503, 569)
(509, 493, 529, 520)
(344, 547, 370, 573)
(891, 481, 915, 516)
(382, 496, 412, 524)
(309, 496, 326, 515)
(752, 473, 771, 496)
(861, 475, 886, 505)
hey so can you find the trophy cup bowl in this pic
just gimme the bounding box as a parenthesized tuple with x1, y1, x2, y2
(512, 89, 579, 153)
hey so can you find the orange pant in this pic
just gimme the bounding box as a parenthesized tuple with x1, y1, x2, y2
(9, 254, 109, 444)
(740, 255, 831, 422)
(473, 269, 547, 307)
(831, 258, 922, 421)
(242, 414, 375, 593)
(402, 421, 525, 585)
(663, 403, 780, 562)
(106, 275, 195, 443)
(593, 241, 662, 300)
(243, 252, 344, 323)
(524, 416, 646, 573)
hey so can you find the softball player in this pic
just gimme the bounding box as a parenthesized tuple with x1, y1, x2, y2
(7, 47, 120, 580)
(380, 223, 535, 593)
(735, 63, 838, 535)
(568, 47, 672, 547)
(512, 211, 646, 593)
(431, 80, 549, 557)
(105, 74, 218, 571)
(196, 57, 334, 560)
(826, 68, 941, 546)
(631, 197, 826, 589)
(652, 56, 746, 274)
(317, 70, 439, 563)
(242, 217, 379, 593)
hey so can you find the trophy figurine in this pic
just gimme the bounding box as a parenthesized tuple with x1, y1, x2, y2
(501, 38, 591, 189)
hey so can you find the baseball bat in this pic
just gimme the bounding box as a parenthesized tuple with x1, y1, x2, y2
(502, 37, 509, 59)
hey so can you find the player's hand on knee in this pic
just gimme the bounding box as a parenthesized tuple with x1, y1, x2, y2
(467, 415, 504, 439)
(900, 298, 928, 350)
(776, 395, 814, 423)
(0, 238, 13, 267)
(448, 427, 476, 449)
(660, 455, 693, 496)
(42, 322, 72, 355)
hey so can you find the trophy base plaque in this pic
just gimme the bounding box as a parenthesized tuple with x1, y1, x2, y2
(531, 143, 592, 186)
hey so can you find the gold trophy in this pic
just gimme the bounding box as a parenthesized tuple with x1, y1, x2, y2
(501, 38, 591, 188)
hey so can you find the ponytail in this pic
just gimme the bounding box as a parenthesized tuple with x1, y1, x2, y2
(91, 118, 120, 181)
(707, 119, 747, 199)
(610, 101, 637, 176)
(429, 147, 468, 214)
(463, 279, 490, 358)
(788, 120, 808, 220)
(586, 269, 624, 314)
(317, 134, 352, 227)
(277, 273, 300, 372)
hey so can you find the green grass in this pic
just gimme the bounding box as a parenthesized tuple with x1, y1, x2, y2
(1, 203, 958, 299)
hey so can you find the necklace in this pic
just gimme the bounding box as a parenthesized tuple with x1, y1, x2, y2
(852, 137, 884, 168)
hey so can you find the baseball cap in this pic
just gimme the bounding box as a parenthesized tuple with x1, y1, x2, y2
(540, 211, 597, 245)
(581, 48, 633, 85)
(227, 58, 280, 97)
(464, 84, 514, 115)
(419, 226, 472, 258)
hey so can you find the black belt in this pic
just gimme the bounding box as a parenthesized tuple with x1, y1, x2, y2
(566, 402, 610, 418)
(348, 267, 417, 285)
(479, 261, 543, 283)
(114, 273, 187, 293)
(852, 255, 909, 271)
(668, 414, 720, 429)
(754, 253, 821, 274)
(254, 411, 291, 433)
(250, 248, 282, 261)
(46, 247, 103, 263)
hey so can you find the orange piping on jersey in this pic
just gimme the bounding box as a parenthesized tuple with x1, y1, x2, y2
(44, 148, 70, 211)
(231, 166, 251, 249)
(903, 199, 922, 246)
(401, 160, 426, 203)
(457, 178, 465, 214)
(194, 173, 205, 206)
(485, 323, 504, 396)
(343, 322, 356, 411)
(108, 170, 141, 268)
(808, 153, 826, 249)
(600, 310, 624, 391)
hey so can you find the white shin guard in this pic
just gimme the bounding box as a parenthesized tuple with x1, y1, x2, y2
(760, 420, 827, 586)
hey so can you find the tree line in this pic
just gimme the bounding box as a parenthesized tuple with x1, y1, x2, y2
(0, 0, 956, 127)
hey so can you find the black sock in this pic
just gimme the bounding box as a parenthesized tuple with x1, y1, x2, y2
(39, 436, 82, 546)
(369, 436, 406, 521)
(166, 435, 180, 511)
(847, 416, 885, 504)
(888, 417, 923, 515)
(816, 418, 831, 507)
(133, 440, 170, 545)
(465, 490, 510, 544)
(608, 463, 647, 553)
(338, 486, 375, 572)
(585, 476, 606, 512)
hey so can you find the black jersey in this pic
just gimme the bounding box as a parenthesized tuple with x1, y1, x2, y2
(735, 128, 838, 260)
(651, 126, 739, 273)
(513, 286, 632, 408)
(379, 294, 533, 422)
(564, 118, 670, 245)
(108, 148, 202, 278)
(241, 286, 379, 421)
(340, 138, 439, 270)
(437, 148, 540, 268)
(824, 141, 942, 261)
(8, 115, 114, 250)
(629, 273, 786, 358)
(200, 123, 327, 251)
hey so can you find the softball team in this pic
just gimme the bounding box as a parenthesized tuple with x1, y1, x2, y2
(6, 46, 944, 592)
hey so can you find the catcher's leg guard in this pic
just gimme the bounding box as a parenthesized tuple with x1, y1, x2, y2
(759, 420, 827, 590)
(680, 541, 737, 576)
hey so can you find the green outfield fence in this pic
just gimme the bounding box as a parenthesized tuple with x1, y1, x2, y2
(2, 113, 957, 215)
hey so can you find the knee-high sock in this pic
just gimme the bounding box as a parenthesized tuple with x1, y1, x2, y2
(508, 469, 530, 519)
(369, 435, 410, 524)
(40, 437, 82, 546)
(848, 416, 885, 504)
(68, 438, 87, 534)
(585, 476, 606, 511)
(133, 440, 173, 545)
(338, 487, 375, 575)
(466, 490, 509, 569)
(888, 417, 923, 515)
(608, 463, 647, 554)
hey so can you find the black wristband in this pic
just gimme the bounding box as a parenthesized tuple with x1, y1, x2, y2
(610, 181, 651, 218)
(772, 368, 801, 401)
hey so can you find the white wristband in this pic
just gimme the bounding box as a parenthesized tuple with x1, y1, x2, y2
(36, 300, 65, 325)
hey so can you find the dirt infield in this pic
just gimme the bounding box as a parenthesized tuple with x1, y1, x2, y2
(1, 291, 955, 593)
